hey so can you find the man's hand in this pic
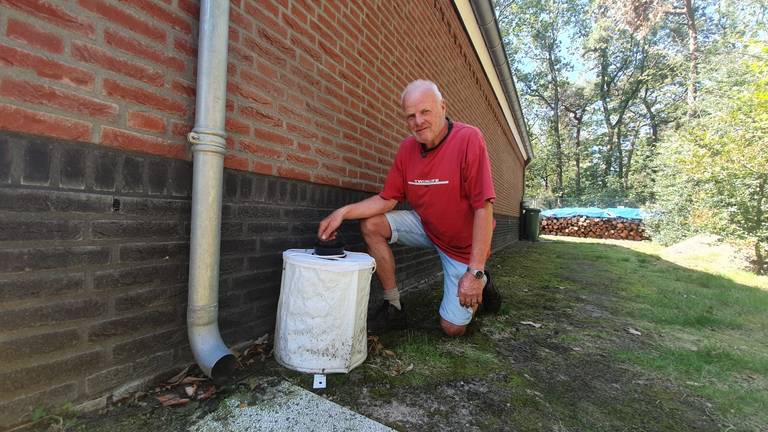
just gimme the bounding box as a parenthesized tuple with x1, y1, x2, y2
(457, 272, 484, 308)
(318, 208, 345, 240)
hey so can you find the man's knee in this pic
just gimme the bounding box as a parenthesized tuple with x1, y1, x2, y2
(360, 215, 390, 241)
(440, 318, 467, 337)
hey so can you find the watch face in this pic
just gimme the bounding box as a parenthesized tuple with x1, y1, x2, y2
(473, 270, 484, 279)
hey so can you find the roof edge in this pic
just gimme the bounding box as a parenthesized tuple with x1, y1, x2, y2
(454, 0, 533, 162)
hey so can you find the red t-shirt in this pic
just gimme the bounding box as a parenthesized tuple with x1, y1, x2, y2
(380, 122, 496, 263)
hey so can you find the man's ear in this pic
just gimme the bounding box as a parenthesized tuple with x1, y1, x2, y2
(440, 99, 446, 115)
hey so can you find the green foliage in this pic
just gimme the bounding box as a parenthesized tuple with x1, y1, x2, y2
(653, 42, 768, 272)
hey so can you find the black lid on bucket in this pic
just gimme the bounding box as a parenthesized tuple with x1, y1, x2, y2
(314, 239, 345, 257)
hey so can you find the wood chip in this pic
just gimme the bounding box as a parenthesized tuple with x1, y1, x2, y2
(520, 321, 543, 328)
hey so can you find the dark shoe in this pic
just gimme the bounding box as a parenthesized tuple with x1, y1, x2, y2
(367, 301, 408, 333)
(479, 270, 501, 314)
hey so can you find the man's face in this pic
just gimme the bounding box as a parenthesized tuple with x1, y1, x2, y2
(402, 87, 446, 148)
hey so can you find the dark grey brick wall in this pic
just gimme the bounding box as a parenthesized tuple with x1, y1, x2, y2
(0, 131, 519, 427)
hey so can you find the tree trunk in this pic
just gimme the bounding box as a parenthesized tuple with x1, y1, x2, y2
(617, 125, 624, 186)
(547, 39, 563, 197)
(624, 128, 639, 190)
(574, 123, 582, 197)
(684, 0, 698, 117)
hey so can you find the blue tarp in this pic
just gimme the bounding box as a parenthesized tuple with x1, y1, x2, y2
(540, 207, 646, 220)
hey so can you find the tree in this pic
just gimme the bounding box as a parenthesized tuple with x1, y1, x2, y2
(601, 0, 701, 117)
(497, 0, 587, 202)
(653, 42, 768, 273)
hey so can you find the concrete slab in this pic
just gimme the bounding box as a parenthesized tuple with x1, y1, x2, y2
(189, 379, 394, 432)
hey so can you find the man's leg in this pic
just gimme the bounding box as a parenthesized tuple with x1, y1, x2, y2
(360, 215, 396, 291)
(437, 251, 485, 337)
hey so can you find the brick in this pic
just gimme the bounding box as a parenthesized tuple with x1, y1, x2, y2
(278, 165, 312, 182)
(226, 118, 251, 136)
(171, 79, 195, 98)
(85, 363, 133, 395)
(168, 160, 191, 196)
(173, 35, 197, 57)
(1, 0, 95, 37)
(239, 176, 253, 200)
(113, 283, 186, 312)
(0, 220, 83, 242)
(239, 106, 283, 128)
(146, 159, 170, 195)
(127, 111, 166, 134)
(0, 104, 91, 142)
(88, 307, 177, 342)
(60, 147, 86, 189)
(112, 328, 184, 362)
(0, 273, 83, 302)
(92, 221, 180, 240)
(0, 246, 109, 273)
(0, 350, 104, 395)
(104, 29, 186, 73)
(245, 253, 282, 272)
(224, 155, 249, 172)
(239, 139, 283, 160)
(0, 329, 80, 363)
(93, 262, 187, 291)
(102, 80, 184, 114)
(1, 44, 93, 89)
(6, 18, 64, 54)
(134, 350, 174, 376)
(121, 0, 192, 33)
(0, 188, 113, 213)
(121, 156, 145, 193)
(93, 151, 119, 191)
(0, 136, 10, 184)
(286, 153, 319, 168)
(118, 242, 188, 263)
(72, 42, 163, 87)
(78, 0, 166, 43)
(21, 140, 50, 185)
(228, 82, 272, 107)
(255, 128, 293, 148)
(116, 196, 189, 217)
(101, 127, 187, 159)
(224, 172, 238, 200)
(0, 299, 106, 331)
(221, 238, 257, 256)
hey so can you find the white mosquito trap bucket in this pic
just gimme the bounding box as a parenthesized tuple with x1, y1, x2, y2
(274, 242, 375, 374)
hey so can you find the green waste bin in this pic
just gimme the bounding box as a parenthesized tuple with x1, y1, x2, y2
(523, 207, 541, 242)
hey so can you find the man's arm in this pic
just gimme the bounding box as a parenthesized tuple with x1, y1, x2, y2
(458, 200, 494, 308)
(318, 195, 398, 240)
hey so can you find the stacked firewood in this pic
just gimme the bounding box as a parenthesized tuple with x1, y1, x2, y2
(540, 216, 648, 241)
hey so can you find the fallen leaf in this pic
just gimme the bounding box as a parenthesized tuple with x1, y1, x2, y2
(166, 366, 190, 386)
(383, 349, 396, 358)
(197, 386, 216, 401)
(155, 394, 190, 407)
(184, 385, 197, 397)
(520, 321, 543, 328)
(625, 327, 642, 336)
(180, 376, 208, 385)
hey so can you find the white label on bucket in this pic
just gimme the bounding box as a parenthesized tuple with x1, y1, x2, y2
(313, 374, 326, 389)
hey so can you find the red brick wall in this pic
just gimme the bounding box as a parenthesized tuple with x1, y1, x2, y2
(0, 0, 524, 214)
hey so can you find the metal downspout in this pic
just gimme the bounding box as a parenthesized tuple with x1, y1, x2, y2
(186, 0, 236, 378)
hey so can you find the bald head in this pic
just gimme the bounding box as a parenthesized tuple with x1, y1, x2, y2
(400, 80, 447, 148)
(400, 79, 443, 108)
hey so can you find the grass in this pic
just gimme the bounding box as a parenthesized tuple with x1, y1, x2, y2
(61, 235, 768, 432)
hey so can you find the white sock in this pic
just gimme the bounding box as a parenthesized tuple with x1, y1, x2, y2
(382, 287, 401, 310)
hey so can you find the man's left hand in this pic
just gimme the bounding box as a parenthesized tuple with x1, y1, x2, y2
(458, 272, 484, 309)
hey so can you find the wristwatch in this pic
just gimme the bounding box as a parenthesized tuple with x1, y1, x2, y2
(466, 267, 484, 279)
